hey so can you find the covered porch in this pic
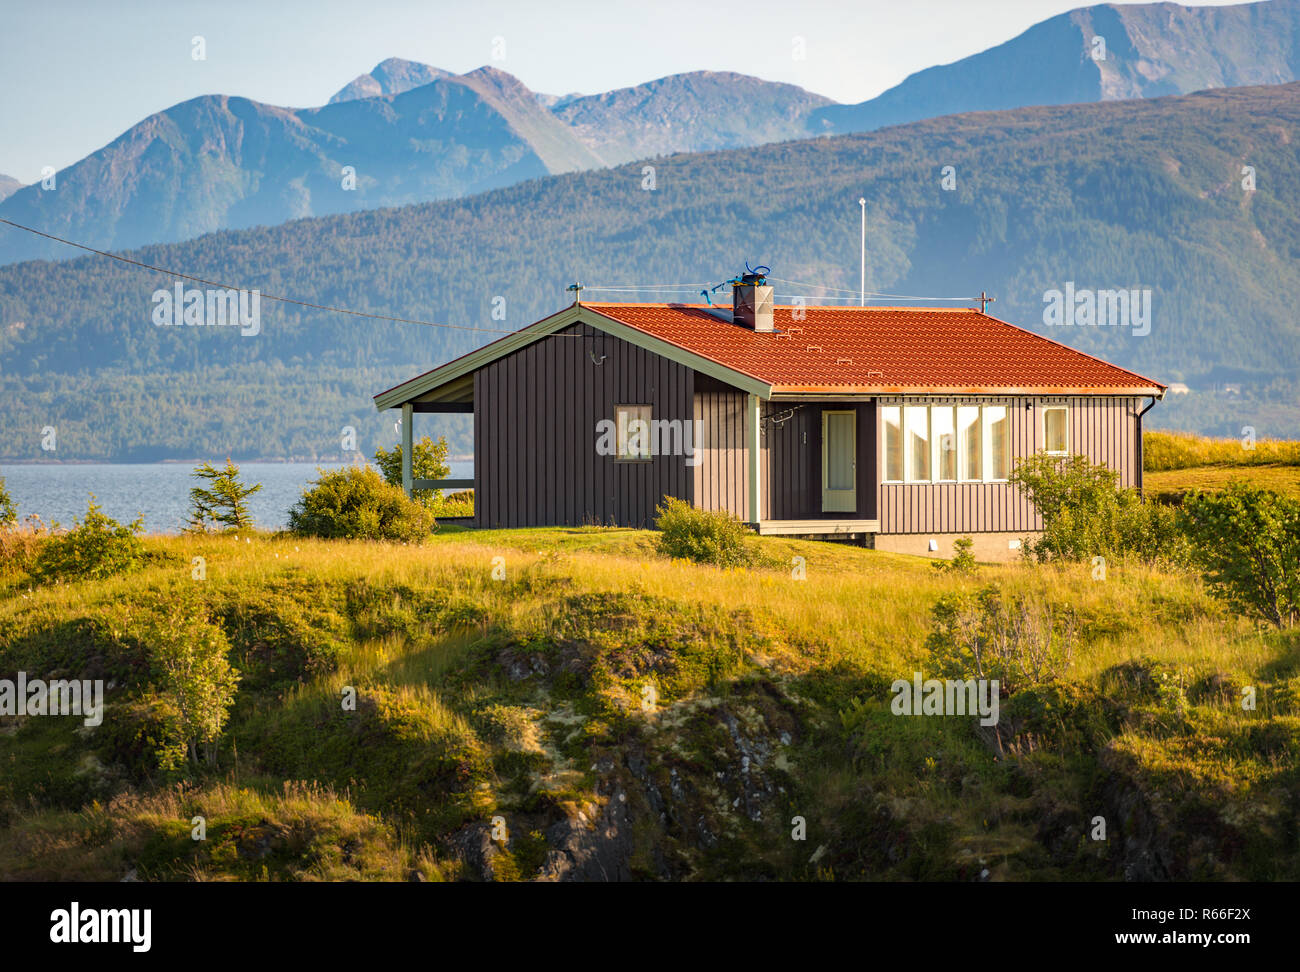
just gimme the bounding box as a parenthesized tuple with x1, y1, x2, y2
(390, 374, 474, 498)
(750, 395, 879, 531)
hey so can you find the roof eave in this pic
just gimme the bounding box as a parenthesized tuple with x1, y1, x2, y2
(769, 384, 1167, 397)
(373, 305, 584, 411)
(373, 304, 774, 411)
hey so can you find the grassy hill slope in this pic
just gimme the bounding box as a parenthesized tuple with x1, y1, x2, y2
(2, 523, 1297, 881)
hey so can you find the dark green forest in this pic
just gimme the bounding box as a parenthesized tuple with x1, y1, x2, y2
(2, 82, 1298, 459)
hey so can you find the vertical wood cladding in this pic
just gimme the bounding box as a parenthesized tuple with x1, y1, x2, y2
(692, 375, 749, 516)
(759, 401, 878, 520)
(876, 395, 1143, 534)
(473, 322, 694, 528)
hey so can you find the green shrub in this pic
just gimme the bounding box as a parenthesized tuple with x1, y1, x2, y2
(0, 475, 16, 527)
(374, 435, 451, 505)
(653, 496, 758, 567)
(1010, 453, 1188, 565)
(186, 459, 262, 532)
(1180, 482, 1300, 629)
(288, 466, 435, 541)
(925, 585, 1076, 694)
(932, 536, 977, 574)
(94, 598, 242, 773)
(33, 496, 144, 581)
(142, 596, 241, 767)
(431, 489, 474, 519)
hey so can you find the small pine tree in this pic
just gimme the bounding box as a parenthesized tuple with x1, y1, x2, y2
(933, 536, 978, 574)
(186, 459, 262, 532)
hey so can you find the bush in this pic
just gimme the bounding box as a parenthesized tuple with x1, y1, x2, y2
(925, 585, 1076, 694)
(33, 496, 144, 581)
(186, 459, 262, 532)
(374, 436, 451, 505)
(143, 596, 241, 767)
(95, 597, 242, 774)
(1180, 482, 1300, 629)
(1010, 453, 1188, 565)
(0, 475, 16, 527)
(932, 536, 977, 574)
(653, 495, 758, 567)
(288, 466, 435, 541)
(431, 489, 474, 519)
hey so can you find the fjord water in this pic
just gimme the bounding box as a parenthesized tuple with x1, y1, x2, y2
(1, 461, 474, 534)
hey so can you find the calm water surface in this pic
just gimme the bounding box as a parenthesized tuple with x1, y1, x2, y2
(0, 461, 473, 534)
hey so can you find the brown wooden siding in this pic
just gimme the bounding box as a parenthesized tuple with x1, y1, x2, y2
(876, 395, 1143, 534)
(692, 375, 749, 516)
(474, 322, 694, 528)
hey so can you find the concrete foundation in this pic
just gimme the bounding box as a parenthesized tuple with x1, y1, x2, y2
(871, 531, 1040, 564)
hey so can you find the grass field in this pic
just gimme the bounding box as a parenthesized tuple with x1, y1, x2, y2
(2, 522, 1297, 882)
(1145, 429, 1300, 471)
(1146, 464, 1300, 503)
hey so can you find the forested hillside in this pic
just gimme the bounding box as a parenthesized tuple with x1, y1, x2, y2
(1, 82, 1298, 460)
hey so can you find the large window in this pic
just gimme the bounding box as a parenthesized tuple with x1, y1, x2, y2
(615, 404, 652, 461)
(884, 407, 903, 482)
(983, 406, 1009, 480)
(932, 406, 956, 481)
(958, 406, 981, 481)
(881, 403, 1010, 483)
(905, 406, 930, 482)
(1042, 405, 1069, 454)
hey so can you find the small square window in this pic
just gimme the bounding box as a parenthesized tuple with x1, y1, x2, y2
(1043, 406, 1068, 455)
(615, 404, 653, 461)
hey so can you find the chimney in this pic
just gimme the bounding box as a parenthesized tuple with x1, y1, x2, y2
(732, 269, 774, 332)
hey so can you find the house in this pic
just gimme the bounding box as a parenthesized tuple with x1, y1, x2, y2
(374, 273, 1166, 560)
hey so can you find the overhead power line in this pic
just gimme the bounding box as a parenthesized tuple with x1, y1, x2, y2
(767, 275, 976, 302)
(0, 216, 565, 337)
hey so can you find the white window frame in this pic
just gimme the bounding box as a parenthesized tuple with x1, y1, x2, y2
(881, 401, 1013, 484)
(957, 404, 983, 483)
(903, 405, 931, 483)
(882, 405, 904, 483)
(615, 404, 653, 462)
(982, 404, 1010, 482)
(1041, 404, 1069, 456)
(931, 405, 958, 483)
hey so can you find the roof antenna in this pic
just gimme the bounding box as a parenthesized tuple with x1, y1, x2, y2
(977, 291, 994, 314)
(567, 282, 584, 305)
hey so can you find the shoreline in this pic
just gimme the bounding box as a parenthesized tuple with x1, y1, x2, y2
(0, 456, 476, 466)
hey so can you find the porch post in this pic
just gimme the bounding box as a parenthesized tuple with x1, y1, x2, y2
(401, 402, 413, 497)
(747, 393, 761, 526)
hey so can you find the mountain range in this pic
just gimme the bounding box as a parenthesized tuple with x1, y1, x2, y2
(0, 64, 829, 266)
(4, 0, 1300, 267)
(1, 81, 1297, 460)
(0, 175, 20, 203)
(813, 0, 1300, 132)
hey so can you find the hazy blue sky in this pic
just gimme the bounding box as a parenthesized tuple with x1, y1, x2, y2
(0, 0, 1250, 183)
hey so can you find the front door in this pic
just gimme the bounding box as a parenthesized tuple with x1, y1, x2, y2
(822, 410, 857, 512)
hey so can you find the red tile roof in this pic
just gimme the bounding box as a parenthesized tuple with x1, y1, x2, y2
(584, 302, 1164, 395)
